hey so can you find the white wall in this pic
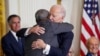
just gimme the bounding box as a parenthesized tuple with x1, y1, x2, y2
(19, 0, 57, 27)
(61, 0, 73, 23)
(7, 0, 56, 28)
(7, 0, 19, 15)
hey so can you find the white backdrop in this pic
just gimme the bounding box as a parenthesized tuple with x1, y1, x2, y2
(6, 0, 56, 28)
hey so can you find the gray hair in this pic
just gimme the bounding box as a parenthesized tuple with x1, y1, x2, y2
(50, 5, 66, 18)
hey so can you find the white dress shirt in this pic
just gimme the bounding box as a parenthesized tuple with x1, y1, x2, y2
(10, 30, 18, 42)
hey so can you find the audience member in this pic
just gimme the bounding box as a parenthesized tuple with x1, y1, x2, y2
(1, 14, 24, 56)
(86, 36, 100, 56)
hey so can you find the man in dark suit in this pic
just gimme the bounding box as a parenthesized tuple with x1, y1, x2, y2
(86, 36, 100, 56)
(30, 5, 74, 56)
(17, 9, 73, 56)
(1, 15, 24, 56)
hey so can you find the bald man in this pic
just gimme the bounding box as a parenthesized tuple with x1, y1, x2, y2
(86, 36, 100, 56)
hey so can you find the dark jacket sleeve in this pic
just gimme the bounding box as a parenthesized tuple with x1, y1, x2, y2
(16, 28, 27, 37)
(48, 31, 74, 56)
(1, 37, 14, 56)
(52, 22, 74, 34)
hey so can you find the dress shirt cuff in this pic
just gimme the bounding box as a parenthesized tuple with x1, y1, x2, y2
(43, 44, 50, 55)
(24, 28, 31, 36)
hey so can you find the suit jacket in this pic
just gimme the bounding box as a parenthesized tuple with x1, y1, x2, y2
(86, 52, 92, 56)
(48, 31, 73, 56)
(17, 20, 74, 56)
(86, 52, 99, 56)
(1, 31, 24, 56)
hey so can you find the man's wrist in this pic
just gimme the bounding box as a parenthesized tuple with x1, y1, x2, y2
(42, 43, 47, 49)
(25, 28, 31, 36)
(43, 44, 50, 55)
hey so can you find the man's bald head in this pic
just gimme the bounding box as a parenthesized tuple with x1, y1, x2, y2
(87, 37, 99, 46)
(86, 36, 100, 55)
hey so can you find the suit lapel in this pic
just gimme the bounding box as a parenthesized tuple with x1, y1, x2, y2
(8, 31, 22, 51)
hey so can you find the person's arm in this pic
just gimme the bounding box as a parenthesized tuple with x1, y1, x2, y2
(16, 28, 28, 37)
(48, 31, 74, 56)
(28, 25, 45, 35)
(32, 31, 74, 56)
(1, 37, 14, 56)
(16, 25, 45, 37)
(52, 22, 74, 34)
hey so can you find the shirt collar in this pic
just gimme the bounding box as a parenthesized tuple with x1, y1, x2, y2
(10, 30, 18, 41)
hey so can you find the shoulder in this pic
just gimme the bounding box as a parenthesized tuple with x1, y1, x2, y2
(58, 31, 74, 39)
(59, 31, 74, 36)
(66, 31, 74, 36)
(1, 31, 12, 42)
(52, 22, 74, 33)
(63, 22, 74, 30)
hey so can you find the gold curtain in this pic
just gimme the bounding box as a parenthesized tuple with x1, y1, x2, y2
(0, 0, 6, 56)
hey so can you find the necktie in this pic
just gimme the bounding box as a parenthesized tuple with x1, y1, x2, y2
(18, 37, 23, 48)
(18, 37, 24, 55)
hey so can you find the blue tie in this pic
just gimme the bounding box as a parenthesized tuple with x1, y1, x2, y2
(18, 37, 23, 48)
(18, 37, 24, 55)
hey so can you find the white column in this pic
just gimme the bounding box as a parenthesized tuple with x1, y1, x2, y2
(70, 0, 84, 56)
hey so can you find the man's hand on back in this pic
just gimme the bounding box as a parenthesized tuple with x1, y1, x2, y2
(29, 25, 45, 35)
